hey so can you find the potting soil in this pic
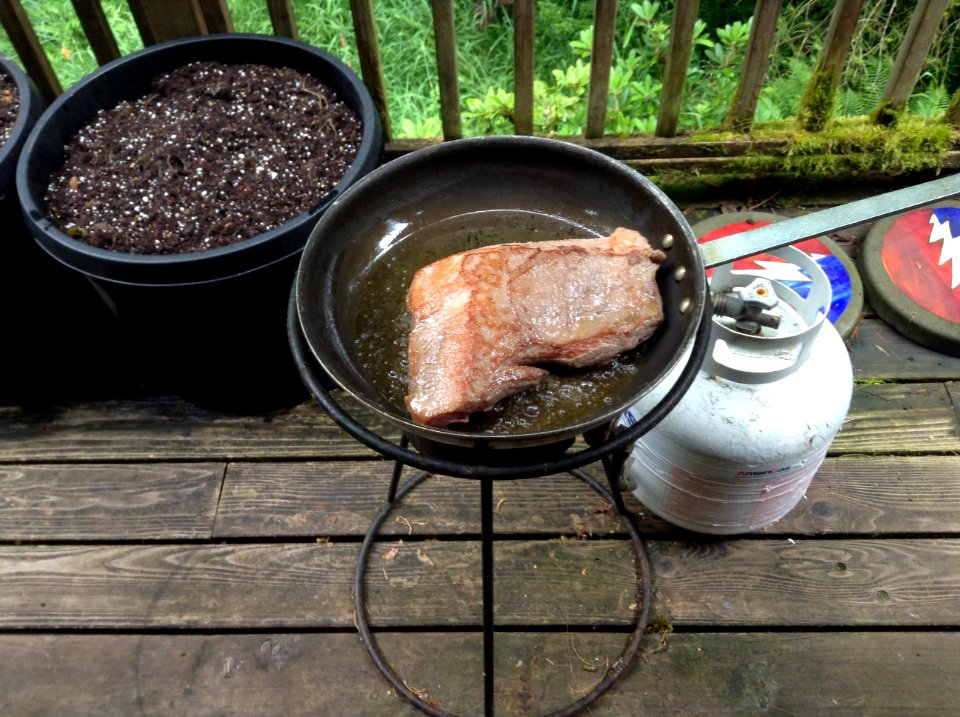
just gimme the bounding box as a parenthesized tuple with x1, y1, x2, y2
(0, 72, 19, 145)
(45, 61, 362, 254)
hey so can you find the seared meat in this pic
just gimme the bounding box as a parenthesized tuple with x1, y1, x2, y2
(405, 227, 666, 427)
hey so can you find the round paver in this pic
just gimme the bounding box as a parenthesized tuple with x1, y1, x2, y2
(859, 202, 960, 356)
(692, 211, 864, 339)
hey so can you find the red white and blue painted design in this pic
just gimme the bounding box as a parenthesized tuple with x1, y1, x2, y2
(698, 220, 854, 325)
(878, 206, 960, 323)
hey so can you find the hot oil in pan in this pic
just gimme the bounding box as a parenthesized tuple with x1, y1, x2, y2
(352, 210, 649, 434)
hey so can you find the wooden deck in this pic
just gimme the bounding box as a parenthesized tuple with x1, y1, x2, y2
(3, 205, 960, 715)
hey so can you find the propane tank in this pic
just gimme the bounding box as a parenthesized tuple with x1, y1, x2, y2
(620, 246, 853, 534)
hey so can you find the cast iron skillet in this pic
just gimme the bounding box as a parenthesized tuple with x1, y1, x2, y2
(296, 137, 705, 451)
(294, 136, 960, 466)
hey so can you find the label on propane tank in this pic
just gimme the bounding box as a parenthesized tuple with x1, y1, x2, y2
(859, 201, 960, 356)
(691, 211, 863, 340)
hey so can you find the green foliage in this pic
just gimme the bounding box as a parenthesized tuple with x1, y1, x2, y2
(777, 53, 954, 130)
(463, 86, 516, 135)
(761, 0, 960, 126)
(399, 115, 443, 139)
(531, 0, 596, 74)
(683, 17, 751, 129)
(461, 2, 752, 136)
(909, 78, 952, 118)
(755, 57, 812, 122)
(698, 0, 755, 31)
(0, 0, 958, 141)
(838, 57, 887, 117)
(778, 116, 954, 174)
(0, 0, 143, 87)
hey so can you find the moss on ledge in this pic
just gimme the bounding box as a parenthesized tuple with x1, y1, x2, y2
(763, 116, 953, 175)
(654, 116, 957, 197)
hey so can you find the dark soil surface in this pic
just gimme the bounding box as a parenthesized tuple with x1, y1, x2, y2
(0, 72, 19, 145)
(45, 61, 362, 254)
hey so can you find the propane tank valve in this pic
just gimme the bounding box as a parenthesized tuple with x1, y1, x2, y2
(713, 278, 782, 335)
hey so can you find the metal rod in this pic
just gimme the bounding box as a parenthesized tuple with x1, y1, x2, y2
(602, 450, 630, 514)
(387, 435, 409, 504)
(699, 171, 960, 268)
(481, 476, 495, 716)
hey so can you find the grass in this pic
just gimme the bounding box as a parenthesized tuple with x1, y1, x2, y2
(0, 0, 141, 87)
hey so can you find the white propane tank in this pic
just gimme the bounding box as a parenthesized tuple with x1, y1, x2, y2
(620, 246, 853, 534)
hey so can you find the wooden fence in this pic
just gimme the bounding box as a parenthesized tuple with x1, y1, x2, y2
(1, 0, 959, 186)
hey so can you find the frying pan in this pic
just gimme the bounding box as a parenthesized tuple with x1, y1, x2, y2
(293, 136, 960, 474)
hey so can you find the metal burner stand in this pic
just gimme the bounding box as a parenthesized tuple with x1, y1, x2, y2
(287, 294, 712, 716)
(356, 459, 649, 717)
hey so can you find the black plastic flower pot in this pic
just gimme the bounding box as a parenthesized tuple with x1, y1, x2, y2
(0, 52, 44, 285)
(1, 52, 117, 403)
(0, 53, 43, 199)
(16, 34, 383, 411)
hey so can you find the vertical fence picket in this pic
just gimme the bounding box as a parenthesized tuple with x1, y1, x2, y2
(875, 0, 953, 123)
(431, 0, 461, 140)
(0, 0, 61, 100)
(265, 0, 296, 39)
(70, 0, 121, 66)
(513, 0, 535, 135)
(655, 0, 699, 138)
(197, 0, 233, 34)
(795, 0, 864, 132)
(127, 0, 208, 45)
(348, 0, 391, 140)
(585, 0, 617, 139)
(725, 0, 781, 132)
(947, 89, 960, 127)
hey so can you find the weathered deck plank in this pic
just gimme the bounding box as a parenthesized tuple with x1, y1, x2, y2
(2, 452, 957, 544)
(831, 382, 960, 454)
(214, 455, 960, 538)
(1, 631, 957, 716)
(767, 455, 960, 535)
(0, 463, 223, 541)
(849, 318, 960, 381)
(214, 462, 482, 538)
(2, 378, 956, 463)
(2, 538, 959, 629)
(214, 463, 630, 538)
(645, 538, 960, 628)
(0, 542, 360, 629)
(0, 397, 388, 462)
(0, 632, 429, 717)
(616, 631, 960, 715)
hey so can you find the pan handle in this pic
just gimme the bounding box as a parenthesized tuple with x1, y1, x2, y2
(698, 172, 960, 269)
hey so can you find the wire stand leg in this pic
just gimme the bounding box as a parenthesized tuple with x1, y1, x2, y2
(387, 435, 409, 504)
(480, 477, 495, 716)
(601, 448, 630, 515)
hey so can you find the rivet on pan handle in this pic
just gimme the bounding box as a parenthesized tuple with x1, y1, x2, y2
(698, 172, 960, 269)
